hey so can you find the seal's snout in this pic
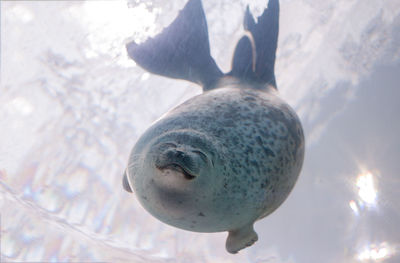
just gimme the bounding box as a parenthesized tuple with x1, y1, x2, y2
(155, 147, 198, 180)
(157, 163, 196, 180)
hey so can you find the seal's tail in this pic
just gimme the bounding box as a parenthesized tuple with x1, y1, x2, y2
(230, 0, 279, 89)
(126, 0, 223, 89)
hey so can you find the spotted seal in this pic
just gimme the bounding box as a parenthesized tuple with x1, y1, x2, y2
(123, 0, 304, 254)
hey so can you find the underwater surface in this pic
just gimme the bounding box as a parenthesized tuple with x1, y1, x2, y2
(1, 0, 400, 262)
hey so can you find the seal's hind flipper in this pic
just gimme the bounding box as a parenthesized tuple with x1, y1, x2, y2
(230, 35, 256, 80)
(126, 0, 222, 88)
(230, 0, 279, 88)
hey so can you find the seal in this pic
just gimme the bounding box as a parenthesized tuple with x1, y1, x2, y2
(123, 0, 305, 254)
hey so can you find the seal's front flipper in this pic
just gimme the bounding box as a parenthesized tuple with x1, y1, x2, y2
(122, 170, 132, 193)
(126, 0, 222, 89)
(230, 0, 279, 88)
(225, 223, 258, 254)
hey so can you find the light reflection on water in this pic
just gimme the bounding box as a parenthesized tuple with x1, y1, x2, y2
(1, 0, 400, 262)
(357, 242, 395, 262)
(356, 171, 377, 207)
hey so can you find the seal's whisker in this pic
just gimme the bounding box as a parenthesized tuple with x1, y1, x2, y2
(127, 161, 142, 170)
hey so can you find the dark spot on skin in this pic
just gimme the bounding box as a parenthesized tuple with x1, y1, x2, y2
(264, 178, 270, 186)
(190, 225, 194, 229)
(248, 102, 257, 108)
(141, 196, 148, 200)
(192, 220, 197, 224)
(198, 212, 205, 217)
(244, 96, 256, 102)
(251, 177, 259, 183)
(263, 147, 275, 157)
(253, 114, 260, 122)
(245, 146, 253, 154)
(250, 160, 258, 169)
(258, 129, 270, 138)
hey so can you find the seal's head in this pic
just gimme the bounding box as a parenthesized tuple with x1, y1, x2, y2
(126, 129, 227, 232)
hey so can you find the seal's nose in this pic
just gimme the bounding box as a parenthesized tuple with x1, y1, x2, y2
(165, 149, 186, 161)
(176, 150, 184, 158)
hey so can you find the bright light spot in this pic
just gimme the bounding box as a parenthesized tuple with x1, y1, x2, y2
(10, 5, 34, 23)
(141, 72, 150, 81)
(357, 243, 394, 261)
(356, 171, 377, 206)
(7, 97, 34, 116)
(349, 200, 359, 215)
(68, 1, 161, 67)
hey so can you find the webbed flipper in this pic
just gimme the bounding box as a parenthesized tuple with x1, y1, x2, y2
(230, 35, 256, 81)
(122, 170, 132, 193)
(126, 0, 223, 88)
(226, 223, 258, 254)
(230, 0, 279, 88)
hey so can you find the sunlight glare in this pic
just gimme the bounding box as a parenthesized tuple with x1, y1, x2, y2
(349, 200, 359, 215)
(9, 5, 34, 23)
(357, 243, 395, 262)
(356, 171, 377, 206)
(69, 1, 161, 67)
(6, 97, 34, 116)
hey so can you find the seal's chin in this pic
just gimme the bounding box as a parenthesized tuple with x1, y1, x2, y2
(156, 163, 196, 180)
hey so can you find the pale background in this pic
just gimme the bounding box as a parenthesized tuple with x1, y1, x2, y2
(1, 0, 400, 262)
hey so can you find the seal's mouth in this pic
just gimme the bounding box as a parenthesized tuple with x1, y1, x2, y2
(156, 163, 196, 180)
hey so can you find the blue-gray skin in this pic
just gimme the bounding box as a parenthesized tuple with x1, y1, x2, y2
(123, 0, 304, 254)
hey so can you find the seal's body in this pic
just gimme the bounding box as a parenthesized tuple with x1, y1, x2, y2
(123, 0, 304, 254)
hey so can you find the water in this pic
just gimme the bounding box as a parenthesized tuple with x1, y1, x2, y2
(1, 1, 400, 262)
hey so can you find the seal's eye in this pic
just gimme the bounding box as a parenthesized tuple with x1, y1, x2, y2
(193, 150, 208, 163)
(158, 142, 177, 152)
(163, 142, 177, 148)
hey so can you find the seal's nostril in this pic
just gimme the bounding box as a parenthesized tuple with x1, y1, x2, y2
(165, 149, 176, 159)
